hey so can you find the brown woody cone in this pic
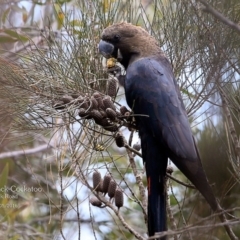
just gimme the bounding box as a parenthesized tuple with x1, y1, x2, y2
(133, 143, 141, 151)
(115, 110, 121, 117)
(93, 92, 104, 109)
(53, 101, 65, 110)
(76, 96, 84, 104)
(120, 106, 129, 115)
(103, 124, 118, 132)
(99, 110, 107, 118)
(79, 97, 90, 110)
(103, 96, 116, 111)
(115, 188, 124, 210)
(90, 110, 103, 122)
(90, 96, 98, 109)
(93, 171, 102, 192)
(79, 108, 89, 118)
(115, 132, 125, 148)
(95, 117, 109, 126)
(124, 111, 131, 121)
(108, 180, 117, 199)
(90, 196, 102, 207)
(102, 174, 111, 195)
(61, 95, 73, 104)
(124, 111, 130, 117)
(106, 108, 117, 120)
(107, 77, 117, 98)
(80, 101, 89, 110)
(71, 93, 80, 99)
(99, 180, 103, 192)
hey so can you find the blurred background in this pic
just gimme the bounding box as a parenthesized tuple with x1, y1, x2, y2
(0, 0, 239, 239)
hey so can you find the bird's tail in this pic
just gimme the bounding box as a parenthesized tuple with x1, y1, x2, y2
(172, 138, 220, 212)
(141, 134, 168, 239)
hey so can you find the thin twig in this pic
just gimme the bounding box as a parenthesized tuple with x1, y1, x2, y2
(166, 175, 178, 240)
(148, 218, 240, 239)
(0, 144, 52, 160)
(219, 87, 240, 167)
(125, 133, 148, 222)
(197, 0, 240, 34)
(125, 144, 196, 189)
(76, 165, 146, 240)
(59, 164, 67, 240)
(167, 173, 196, 189)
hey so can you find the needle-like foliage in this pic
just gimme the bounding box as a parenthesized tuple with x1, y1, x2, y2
(0, 0, 240, 239)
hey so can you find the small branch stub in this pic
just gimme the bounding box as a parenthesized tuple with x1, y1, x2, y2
(166, 166, 174, 175)
(120, 105, 129, 115)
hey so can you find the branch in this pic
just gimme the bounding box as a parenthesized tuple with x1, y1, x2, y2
(125, 144, 196, 189)
(197, 0, 240, 34)
(166, 178, 178, 240)
(218, 87, 240, 167)
(148, 218, 240, 239)
(0, 144, 52, 160)
(166, 173, 195, 189)
(125, 135, 148, 222)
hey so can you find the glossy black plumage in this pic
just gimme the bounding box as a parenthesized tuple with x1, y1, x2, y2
(99, 22, 221, 239)
(125, 56, 219, 238)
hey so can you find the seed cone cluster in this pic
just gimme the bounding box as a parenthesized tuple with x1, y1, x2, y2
(53, 78, 132, 133)
(90, 171, 124, 210)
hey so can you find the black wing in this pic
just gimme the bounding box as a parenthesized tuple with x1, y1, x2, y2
(124, 57, 219, 211)
(125, 57, 198, 163)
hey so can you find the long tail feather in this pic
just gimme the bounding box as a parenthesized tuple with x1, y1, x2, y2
(141, 133, 168, 239)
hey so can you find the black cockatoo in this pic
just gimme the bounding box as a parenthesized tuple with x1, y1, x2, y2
(98, 22, 233, 240)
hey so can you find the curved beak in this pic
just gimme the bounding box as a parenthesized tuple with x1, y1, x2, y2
(98, 40, 122, 61)
(98, 40, 115, 59)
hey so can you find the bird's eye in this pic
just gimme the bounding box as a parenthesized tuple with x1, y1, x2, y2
(113, 34, 120, 41)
